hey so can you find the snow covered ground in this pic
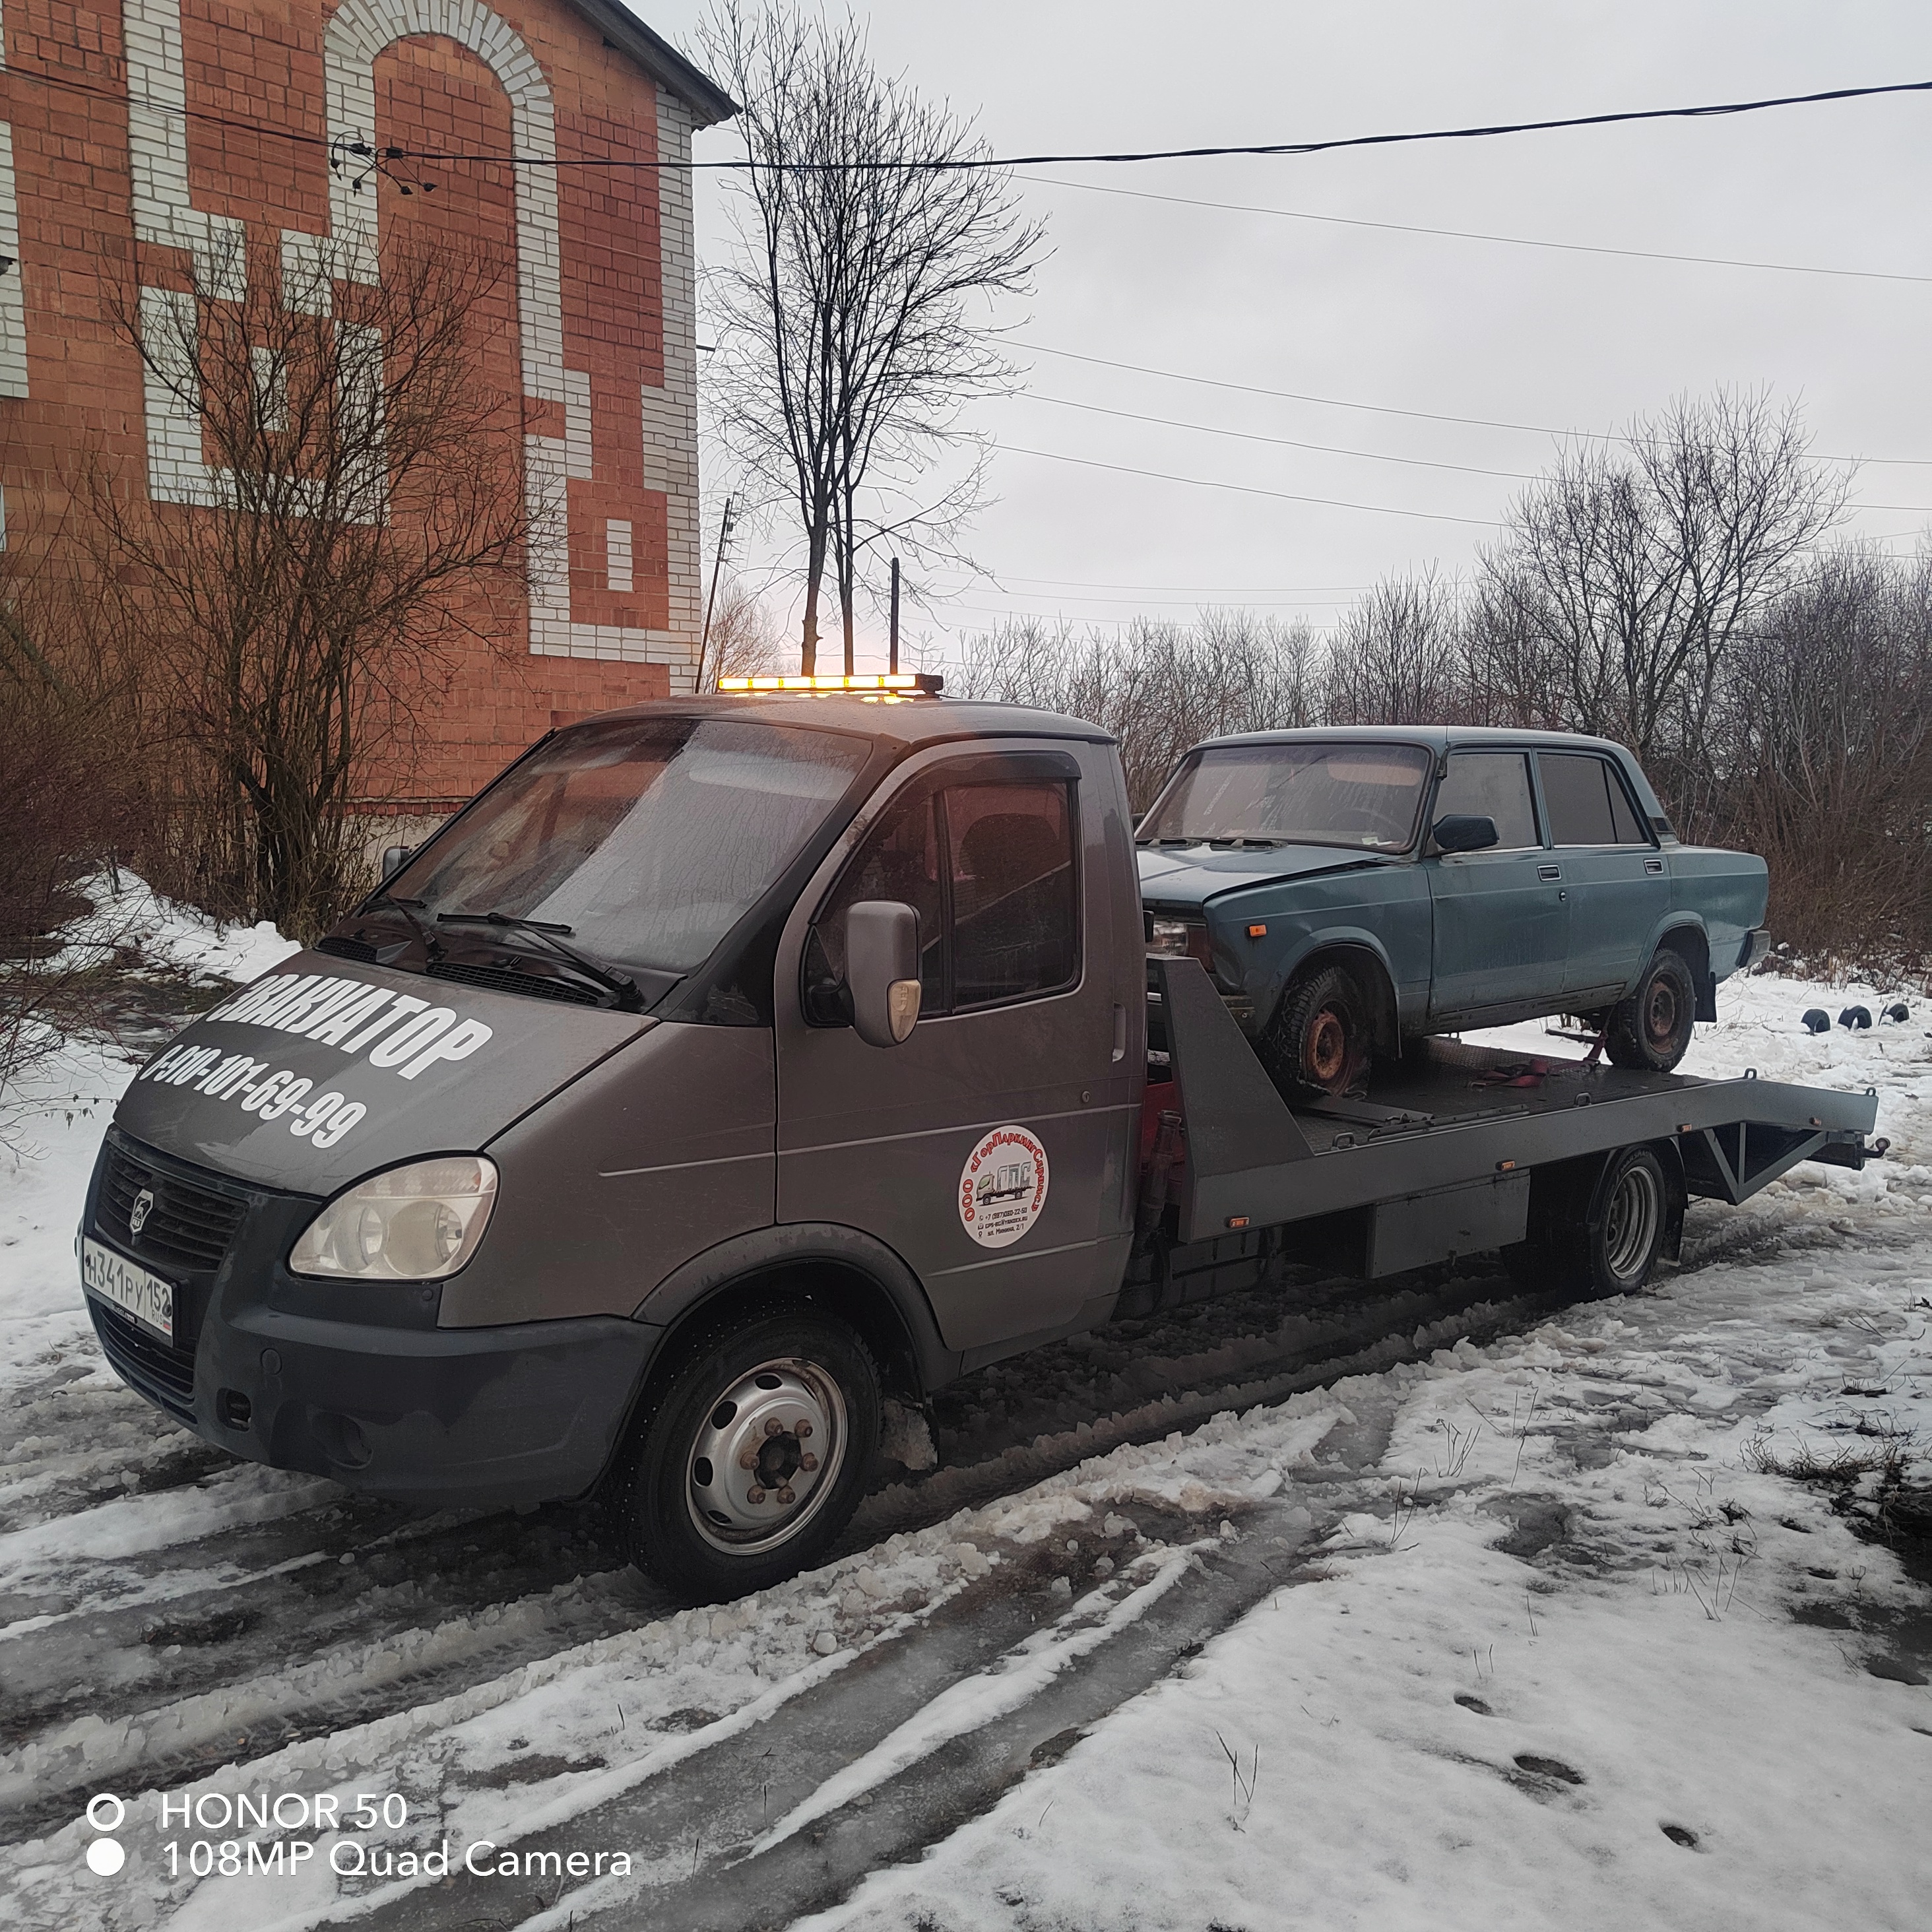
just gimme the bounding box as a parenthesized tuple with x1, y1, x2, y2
(1, 932, 1927, 1931)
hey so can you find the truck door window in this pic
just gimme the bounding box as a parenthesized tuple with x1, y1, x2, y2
(946, 782, 1078, 1008)
(1433, 752, 1538, 849)
(805, 776, 1078, 1023)
(1540, 753, 1651, 847)
(804, 787, 946, 1023)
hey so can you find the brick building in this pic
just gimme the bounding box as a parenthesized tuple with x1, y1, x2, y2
(0, 0, 732, 806)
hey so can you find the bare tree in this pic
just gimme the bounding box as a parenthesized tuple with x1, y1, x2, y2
(95, 230, 530, 938)
(955, 610, 1319, 811)
(1471, 391, 1847, 816)
(1324, 569, 1474, 724)
(701, 2, 1042, 672)
(1716, 548, 1932, 968)
(699, 575, 789, 688)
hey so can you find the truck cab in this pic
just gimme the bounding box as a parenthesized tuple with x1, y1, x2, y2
(84, 688, 1144, 1601)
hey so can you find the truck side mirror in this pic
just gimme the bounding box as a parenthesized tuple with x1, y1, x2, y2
(845, 901, 922, 1047)
(379, 843, 412, 880)
(1432, 814, 1500, 854)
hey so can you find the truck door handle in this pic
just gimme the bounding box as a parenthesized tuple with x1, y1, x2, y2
(1537, 864, 1561, 880)
(1111, 1002, 1126, 1062)
(1644, 858, 1664, 874)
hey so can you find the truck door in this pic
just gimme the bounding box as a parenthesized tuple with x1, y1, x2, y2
(1425, 749, 1568, 1023)
(773, 742, 1140, 1358)
(1536, 750, 1669, 1006)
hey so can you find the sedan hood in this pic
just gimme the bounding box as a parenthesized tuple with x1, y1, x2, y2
(1137, 843, 1398, 909)
(113, 954, 653, 1194)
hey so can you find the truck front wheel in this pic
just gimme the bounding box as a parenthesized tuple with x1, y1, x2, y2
(611, 1306, 880, 1603)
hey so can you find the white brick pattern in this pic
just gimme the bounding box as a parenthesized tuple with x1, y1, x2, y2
(123, 0, 247, 301)
(639, 90, 700, 688)
(604, 517, 633, 592)
(117, 0, 703, 682)
(0, 123, 26, 399)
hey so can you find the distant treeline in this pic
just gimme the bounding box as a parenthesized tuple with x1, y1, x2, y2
(957, 391, 1932, 981)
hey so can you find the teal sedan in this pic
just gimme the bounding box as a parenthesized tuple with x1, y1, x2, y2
(1138, 728, 1770, 1096)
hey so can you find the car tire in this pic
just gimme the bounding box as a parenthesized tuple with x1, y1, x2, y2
(1504, 1145, 1674, 1299)
(610, 1304, 880, 1604)
(1260, 963, 1369, 1099)
(1605, 948, 1696, 1072)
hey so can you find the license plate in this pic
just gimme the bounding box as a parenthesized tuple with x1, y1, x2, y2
(81, 1237, 176, 1341)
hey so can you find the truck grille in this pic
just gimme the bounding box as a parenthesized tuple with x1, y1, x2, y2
(97, 1143, 247, 1275)
(88, 1298, 197, 1419)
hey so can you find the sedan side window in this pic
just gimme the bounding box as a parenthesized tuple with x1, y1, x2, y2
(1541, 753, 1652, 847)
(1433, 752, 1539, 850)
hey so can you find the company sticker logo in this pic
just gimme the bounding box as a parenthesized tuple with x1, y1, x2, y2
(128, 1189, 154, 1239)
(958, 1124, 1049, 1249)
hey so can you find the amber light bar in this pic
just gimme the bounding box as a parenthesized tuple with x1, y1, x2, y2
(717, 673, 944, 695)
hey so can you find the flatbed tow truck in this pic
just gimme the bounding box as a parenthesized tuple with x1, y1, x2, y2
(82, 678, 1878, 1600)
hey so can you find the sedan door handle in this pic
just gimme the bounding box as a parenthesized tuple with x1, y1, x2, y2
(1644, 858, 1665, 874)
(1537, 864, 1562, 880)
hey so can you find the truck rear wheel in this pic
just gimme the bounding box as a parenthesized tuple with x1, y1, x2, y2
(611, 1306, 880, 1603)
(1605, 949, 1696, 1072)
(1504, 1145, 1673, 1300)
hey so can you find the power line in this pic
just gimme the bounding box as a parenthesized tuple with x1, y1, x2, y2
(962, 572, 1377, 593)
(961, 588, 1359, 609)
(1022, 393, 1536, 480)
(402, 77, 1932, 171)
(1017, 341, 1932, 468)
(1027, 173, 1932, 286)
(998, 445, 1501, 525)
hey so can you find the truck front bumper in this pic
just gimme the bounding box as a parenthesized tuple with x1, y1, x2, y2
(82, 1131, 660, 1508)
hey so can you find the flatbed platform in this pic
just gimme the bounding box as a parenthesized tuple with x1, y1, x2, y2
(1127, 961, 1879, 1311)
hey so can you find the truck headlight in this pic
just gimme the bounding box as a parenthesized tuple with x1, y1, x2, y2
(290, 1155, 498, 1280)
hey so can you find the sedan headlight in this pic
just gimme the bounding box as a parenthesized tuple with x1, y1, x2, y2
(290, 1155, 498, 1280)
(1147, 917, 1192, 957)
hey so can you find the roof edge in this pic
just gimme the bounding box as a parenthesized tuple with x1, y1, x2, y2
(571, 0, 739, 128)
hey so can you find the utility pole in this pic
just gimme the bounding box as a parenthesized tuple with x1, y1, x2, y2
(697, 496, 736, 692)
(889, 556, 900, 676)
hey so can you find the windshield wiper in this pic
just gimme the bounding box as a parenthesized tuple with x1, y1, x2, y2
(435, 911, 643, 1010)
(1205, 834, 1286, 849)
(365, 891, 443, 959)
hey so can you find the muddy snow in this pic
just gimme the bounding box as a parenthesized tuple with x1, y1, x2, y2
(1, 924, 1927, 1930)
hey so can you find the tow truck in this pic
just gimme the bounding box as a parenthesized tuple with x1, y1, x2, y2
(81, 676, 1878, 1600)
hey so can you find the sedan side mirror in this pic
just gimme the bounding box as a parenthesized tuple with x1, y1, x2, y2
(379, 843, 412, 880)
(845, 900, 922, 1047)
(1432, 814, 1500, 854)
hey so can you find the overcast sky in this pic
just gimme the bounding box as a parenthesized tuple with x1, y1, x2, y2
(639, 1, 1932, 666)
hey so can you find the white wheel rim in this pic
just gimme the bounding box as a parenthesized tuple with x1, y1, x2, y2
(684, 1357, 848, 1556)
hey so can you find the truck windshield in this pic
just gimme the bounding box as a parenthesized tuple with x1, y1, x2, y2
(387, 718, 871, 979)
(1140, 742, 1433, 853)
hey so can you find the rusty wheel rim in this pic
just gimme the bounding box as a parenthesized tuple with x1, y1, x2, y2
(1306, 1007, 1350, 1087)
(1644, 977, 1680, 1050)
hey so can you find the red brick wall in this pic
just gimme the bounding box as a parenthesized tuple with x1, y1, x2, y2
(0, 0, 689, 812)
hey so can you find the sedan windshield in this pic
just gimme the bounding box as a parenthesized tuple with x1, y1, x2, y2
(1141, 742, 1433, 853)
(386, 718, 871, 979)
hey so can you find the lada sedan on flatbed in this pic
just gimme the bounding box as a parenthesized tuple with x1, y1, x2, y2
(1138, 726, 1770, 1096)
